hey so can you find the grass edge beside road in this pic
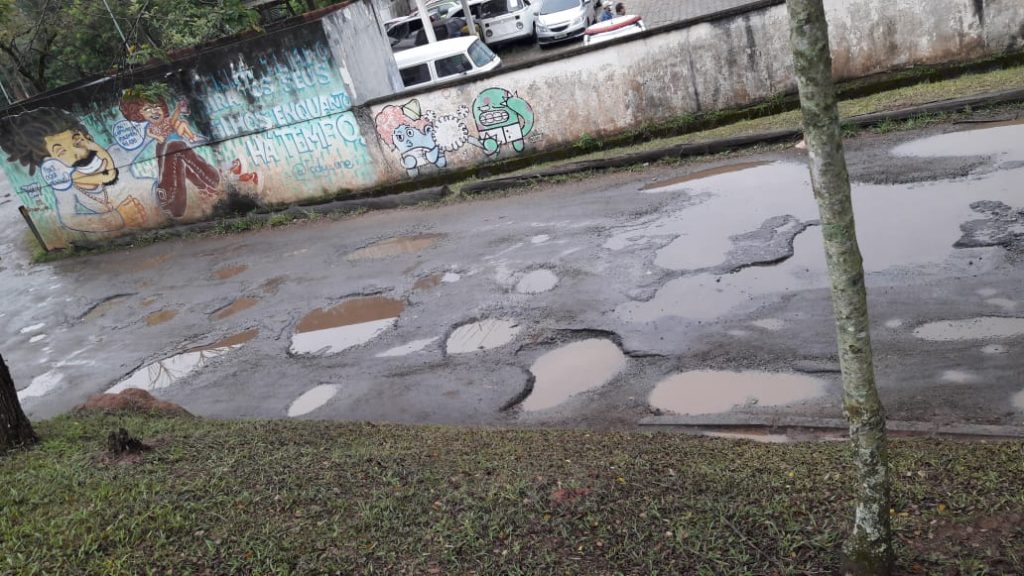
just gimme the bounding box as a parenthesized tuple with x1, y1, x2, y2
(2, 413, 1023, 575)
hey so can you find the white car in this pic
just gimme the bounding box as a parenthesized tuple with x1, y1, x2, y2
(446, 0, 539, 45)
(583, 14, 646, 46)
(395, 36, 502, 89)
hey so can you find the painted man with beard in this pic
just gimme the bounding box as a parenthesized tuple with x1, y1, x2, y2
(0, 107, 144, 232)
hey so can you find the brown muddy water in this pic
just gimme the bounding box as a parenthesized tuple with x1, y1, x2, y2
(290, 296, 405, 356)
(523, 338, 627, 411)
(345, 234, 445, 260)
(649, 370, 827, 415)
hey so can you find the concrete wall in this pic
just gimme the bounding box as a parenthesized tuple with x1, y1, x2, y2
(365, 0, 1024, 181)
(3, 0, 1023, 250)
(0, 0, 398, 251)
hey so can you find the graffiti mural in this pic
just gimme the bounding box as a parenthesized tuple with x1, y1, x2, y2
(373, 88, 536, 176)
(472, 88, 535, 155)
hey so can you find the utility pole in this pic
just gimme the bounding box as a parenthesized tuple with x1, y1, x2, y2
(460, 0, 479, 38)
(415, 0, 437, 43)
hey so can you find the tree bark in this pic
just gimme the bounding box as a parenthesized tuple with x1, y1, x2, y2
(0, 353, 37, 452)
(784, 1, 894, 574)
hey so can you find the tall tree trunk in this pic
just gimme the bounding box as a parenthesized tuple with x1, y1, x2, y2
(784, 1, 894, 574)
(0, 353, 37, 452)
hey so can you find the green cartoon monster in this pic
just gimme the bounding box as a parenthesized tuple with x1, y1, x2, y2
(472, 88, 535, 155)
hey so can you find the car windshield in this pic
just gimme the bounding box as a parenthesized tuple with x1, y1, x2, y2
(479, 0, 511, 18)
(540, 0, 579, 15)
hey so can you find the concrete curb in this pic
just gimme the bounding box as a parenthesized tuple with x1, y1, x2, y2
(461, 86, 1024, 195)
(639, 414, 1024, 439)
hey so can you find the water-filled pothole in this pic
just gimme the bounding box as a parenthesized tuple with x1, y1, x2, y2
(642, 161, 770, 191)
(446, 319, 521, 354)
(516, 270, 559, 294)
(413, 273, 443, 291)
(107, 329, 259, 394)
(146, 310, 178, 326)
(214, 264, 248, 280)
(288, 384, 340, 417)
(523, 339, 626, 411)
(212, 297, 260, 320)
(345, 234, 444, 260)
(649, 370, 827, 415)
(913, 317, 1024, 341)
(290, 296, 405, 355)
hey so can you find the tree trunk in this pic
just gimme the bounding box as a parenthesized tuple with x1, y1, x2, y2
(0, 353, 37, 452)
(784, 1, 894, 574)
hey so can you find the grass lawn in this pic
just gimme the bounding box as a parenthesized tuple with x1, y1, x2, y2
(2, 414, 1022, 575)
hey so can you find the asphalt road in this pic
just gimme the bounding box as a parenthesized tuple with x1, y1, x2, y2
(5, 117, 1024, 430)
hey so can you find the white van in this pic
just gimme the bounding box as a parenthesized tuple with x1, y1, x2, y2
(395, 36, 502, 89)
(446, 0, 539, 45)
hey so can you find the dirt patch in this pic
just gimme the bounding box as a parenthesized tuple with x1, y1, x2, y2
(146, 310, 178, 326)
(906, 513, 1024, 574)
(76, 388, 192, 416)
(212, 297, 260, 320)
(213, 265, 248, 280)
(549, 487, 592, 505)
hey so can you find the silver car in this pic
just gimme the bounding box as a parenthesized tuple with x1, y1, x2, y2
(536, 0, 595, 45)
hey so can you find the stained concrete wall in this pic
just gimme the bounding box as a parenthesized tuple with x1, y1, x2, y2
(365, 0, 1024, 182)
(3, 0, 1023, 250)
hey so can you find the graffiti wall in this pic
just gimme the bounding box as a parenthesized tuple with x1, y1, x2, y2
(0, 7, 394, 250)
(372, 87, 538, 178)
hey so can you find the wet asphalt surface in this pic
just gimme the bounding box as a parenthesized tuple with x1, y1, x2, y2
(4, 120, 1024, 429)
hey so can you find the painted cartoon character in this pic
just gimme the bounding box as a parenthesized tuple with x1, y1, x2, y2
(472, 88, 535, 155)
(0, 107, 146, 233)
(119, 94, 222, 218)
(374, 99, 446, 177)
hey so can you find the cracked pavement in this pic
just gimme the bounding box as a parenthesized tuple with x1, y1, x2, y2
(3, 120, 1024, 429)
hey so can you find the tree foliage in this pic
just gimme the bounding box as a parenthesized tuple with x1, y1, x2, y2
(0, 0, 263, 96)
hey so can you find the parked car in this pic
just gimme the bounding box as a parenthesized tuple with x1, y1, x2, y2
(536, 0, 595, 45)
(395, 36, 502, 89)
(583, 14, 646, 46)
(445, 0, 539, 45)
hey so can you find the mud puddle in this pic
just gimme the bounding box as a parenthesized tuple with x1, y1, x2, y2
(413, 273, 443, 291)
(107, 330, 258, 394)
(617, 157, 1024, 323)
(214, 264, 248, 280)
(649, 370, 827, 415)
(290, 296, 404, 355)
(523, 339, 626, 411)
(893, 122, 1024, 162)
(212, 297, 259, 320)
(913, 317, 1024, 341)
(641, 161, 770, 191)
(516, 269, 559, 294)
(146, 310, 178, 326)
(261, 276, 287, 295)
(345, 234, 444, 261)
(288, 384, 340, 417)
(446, 319, 521, 354)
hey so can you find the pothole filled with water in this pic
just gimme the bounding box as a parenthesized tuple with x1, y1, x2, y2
(81, 294, 133, 321)
(413, 273, 443, 291)
(377, 337, 439, 358)
(214, 264, 248, 280)
(345, 234, 444, 260)
(212, 297, 260, 320)
(913, 317, 1024, 341)
(107, 329, 259, 394)
(523, 339, 626, 411)
(515, 269, 559, 294)
(649, 370, 827, 415)
(290, 296, 405, 355)
(146, 310, 178, 326)
(446, 319, 521, 354)
(288, 384, 340, 417)
(641, 161, 770, 191)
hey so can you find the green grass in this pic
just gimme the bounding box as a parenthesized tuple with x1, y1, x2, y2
(2, 414, 1022, 575)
